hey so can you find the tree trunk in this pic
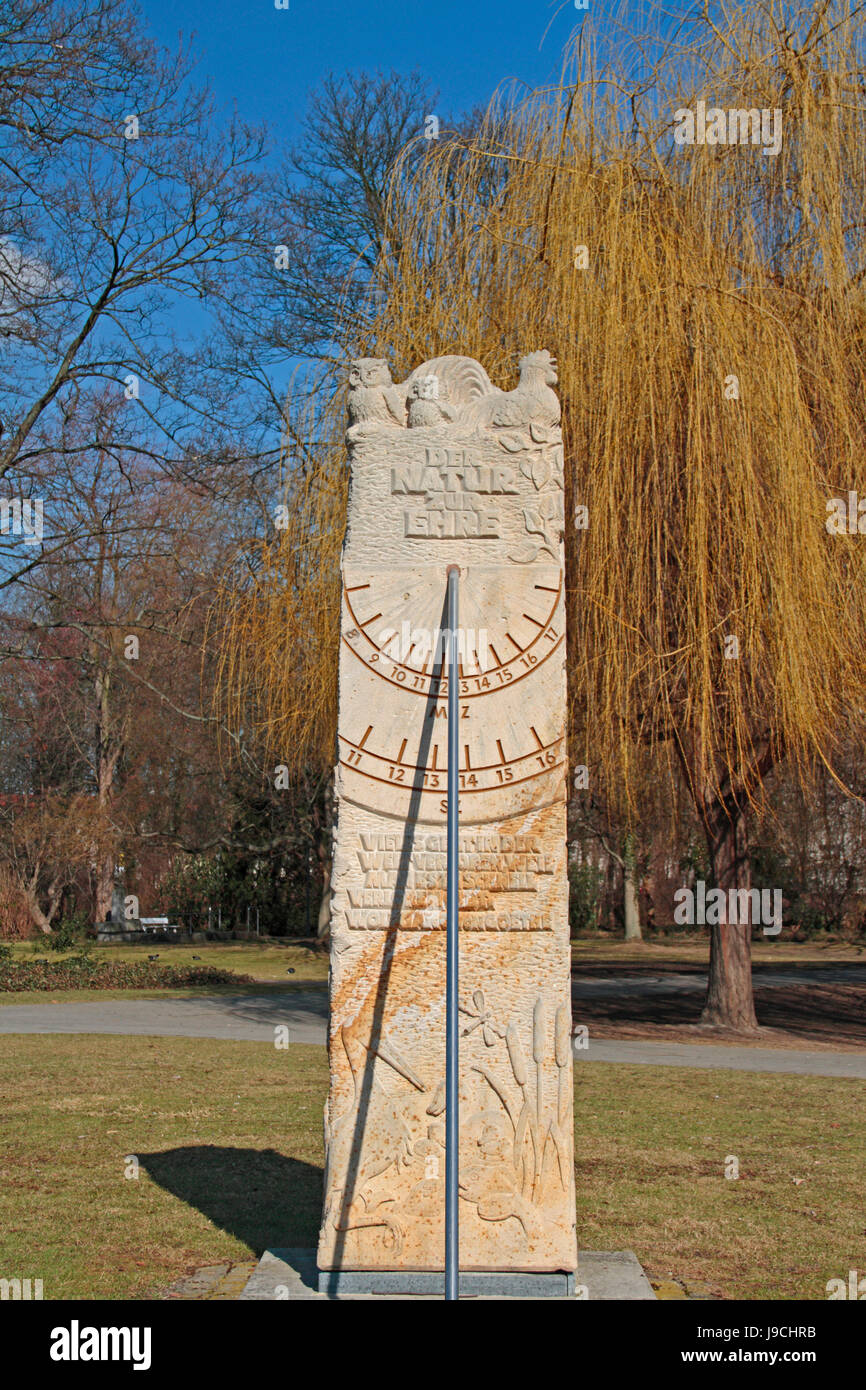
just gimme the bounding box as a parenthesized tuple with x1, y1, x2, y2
(623, 861, 642, 940)
(96, 853, 114, 922)
(25, 886, 56, 934)
(93, 659, 122, 922)
(701, 805, 758, 1031)
(28, 901, 53, 934)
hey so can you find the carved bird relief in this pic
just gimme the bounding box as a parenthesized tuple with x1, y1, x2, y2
(346, 358, 406, 439)
(400, 350, 561, 433)
(345, 351, 562, 439)
(467, 350, 561, 431)
(406, 374, 458, 429)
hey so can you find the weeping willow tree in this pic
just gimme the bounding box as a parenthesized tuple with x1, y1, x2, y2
(218, 1, 866, 1026)
(210, 377, 347, 930)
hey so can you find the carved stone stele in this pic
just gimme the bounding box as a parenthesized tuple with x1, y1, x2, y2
(317, 352, 577, 1276)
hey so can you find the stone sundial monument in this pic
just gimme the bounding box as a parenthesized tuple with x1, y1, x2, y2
(317, 349, 577, 1293)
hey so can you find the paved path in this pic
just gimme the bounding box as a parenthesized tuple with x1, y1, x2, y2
(574, 1038, 866, 1078)
(0, 990, 328, 1045)
(571, 964, 866, 998)
(2, 983, 866, 1077)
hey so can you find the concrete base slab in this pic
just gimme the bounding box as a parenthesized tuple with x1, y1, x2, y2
(238, 1248, 656, 1300)
(578, 1250, 657, 1300)
(319, 1267, 575, 1297)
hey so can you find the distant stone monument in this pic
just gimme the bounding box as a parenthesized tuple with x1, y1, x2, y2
(317, 351, 577, 1290)
(96, 880, 144, 942)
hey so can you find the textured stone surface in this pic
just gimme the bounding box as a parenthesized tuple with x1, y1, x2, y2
(318, 352, 576, 1276)
(163, 1261, 257, 1300)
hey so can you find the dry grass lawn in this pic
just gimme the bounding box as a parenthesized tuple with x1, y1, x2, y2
(0, 1035, 862, 1300)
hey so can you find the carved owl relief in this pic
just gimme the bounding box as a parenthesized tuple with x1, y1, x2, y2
(347, 358, 406, 437)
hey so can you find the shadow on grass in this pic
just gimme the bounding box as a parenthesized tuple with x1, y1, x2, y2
(573, 981, 866, 1044)
(139, 1146, 322, 1254)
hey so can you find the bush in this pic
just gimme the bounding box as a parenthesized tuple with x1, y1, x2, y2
(46, 911, 92, 952)
(0, 956, 255, 993)
(792, 903, 836, 938)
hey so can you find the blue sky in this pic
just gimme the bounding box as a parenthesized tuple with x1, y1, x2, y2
(136, 0, 596, 397)
(145, 0, 590, 134)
